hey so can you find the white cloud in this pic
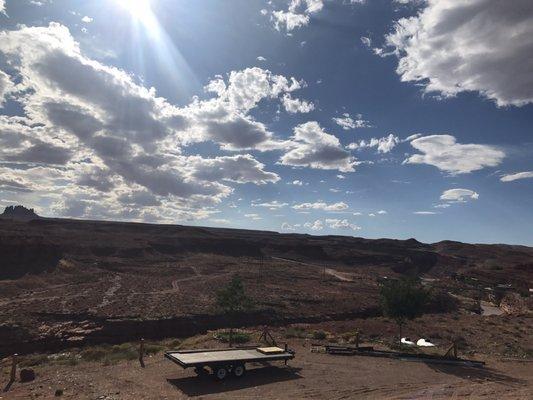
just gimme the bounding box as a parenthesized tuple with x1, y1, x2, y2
(253, 200, 288, 210)
(81, 16, 93, 23)
(347, 134, 400, 154)
(405, 135, 504, 174)
(282, 94, 315, 114)
(0, 24, 291, 223)
(304, 219, 324, 231)
(0, 69, 13, 105)
(440, 189, 479, 203)
(210, 218, 230, 224)
(500, 171, 533, 182)
(325, 218, 360, 231)
(256, 56, 266, 61)
(382, 0, 533, 107)
(280, 121, 359, 172)
(332, 113, 371, 130)
(377, 210, 387, 215)
(293, 201, 349, 212)
(187, 154, 279, 185)
(404, 133, 422, 142)
(244, 213, 262, 220)
(413, 211, 438, 215)
(360, 36, 371, 48)
(289, 180, 304, 186)
(270, 0, 324, 32)
(336, 174, 345, 179)
(281, 222, 295, 231)
(0, 1, 5, 15)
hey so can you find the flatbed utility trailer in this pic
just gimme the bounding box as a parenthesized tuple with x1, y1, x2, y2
(164, 346, 295, 380)
(314, 343, 485, 368)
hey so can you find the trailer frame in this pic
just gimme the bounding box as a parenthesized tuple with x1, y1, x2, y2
(164, 345, 295, 380)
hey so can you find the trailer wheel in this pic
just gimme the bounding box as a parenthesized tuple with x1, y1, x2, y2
(214, 366, 228, 381)
(233, 363, 246, 378)
(194, 366, 207, 376)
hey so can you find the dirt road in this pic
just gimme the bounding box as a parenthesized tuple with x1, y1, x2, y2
(3, 341, 531, 399)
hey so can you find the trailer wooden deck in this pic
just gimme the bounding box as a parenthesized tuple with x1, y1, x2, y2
(164, 346, 295, 380)
(165, 347, 294, 368)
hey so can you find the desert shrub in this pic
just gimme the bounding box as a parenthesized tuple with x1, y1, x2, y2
(216, 275, 253, 346)
(312, 330, 327, 340)
(144, 343, 165, 355)
(215, 331, 251, 344)
(20, 354, 49, 367)
(80, 343, 137, 363)
(380, 278, 429, 340)
(80, 348, 108, 362)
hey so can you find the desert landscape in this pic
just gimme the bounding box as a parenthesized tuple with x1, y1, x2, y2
(1, 208, 532, 398)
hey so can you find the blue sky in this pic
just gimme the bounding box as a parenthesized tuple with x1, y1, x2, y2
(0, 0, 532, 245)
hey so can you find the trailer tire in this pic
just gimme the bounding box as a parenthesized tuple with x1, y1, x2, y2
(233, 363, 246, 378)
(214, 366, 228, 381)
(194, 366, 207, 376)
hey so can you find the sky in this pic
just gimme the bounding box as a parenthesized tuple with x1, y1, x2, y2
(0, 0, 532, 245)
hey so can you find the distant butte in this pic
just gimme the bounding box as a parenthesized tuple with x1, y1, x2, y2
(0, 205, 41, 220)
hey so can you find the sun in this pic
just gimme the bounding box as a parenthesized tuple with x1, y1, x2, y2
(117, 0, 153, 21)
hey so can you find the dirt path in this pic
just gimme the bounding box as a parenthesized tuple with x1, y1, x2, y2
(272, 256, 355, 282)
(95, 274, 122, 309)
(4, 341, 532, 399)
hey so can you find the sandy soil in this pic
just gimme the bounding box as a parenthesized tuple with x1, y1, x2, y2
(2, 339, 532, 400)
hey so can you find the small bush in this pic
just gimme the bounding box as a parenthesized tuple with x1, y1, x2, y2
(144, 343, 165, 355)
(20, 354, 49, 367)
(80, 343, 137, 364)
(80, 348, 108, 362)
(312, 330, 327, 340)
(214, 331, 251, 344)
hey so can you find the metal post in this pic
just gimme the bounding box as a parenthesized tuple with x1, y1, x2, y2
(10, 354, 17, 382)
(139, 339, 145, 368)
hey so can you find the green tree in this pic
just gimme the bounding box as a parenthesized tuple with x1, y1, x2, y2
(379, 278, 428, 342)
(216, 275, 253, 347)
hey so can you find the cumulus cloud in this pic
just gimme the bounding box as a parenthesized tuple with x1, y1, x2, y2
(440, 189, 479, 203)
(280, 121, 359, 172)
(187, 154, 280, 185)
(270, 0, 324, 32)
(500, 171, 533, 182)
(332, 113, 371, 130)
(382, 0, 533, 107)
(0, 0, 5, 15)
(81, 16, 93, 23)
(253, 200, 288, 210)
(325, 218, 360, 231)
(347, 134, 400, 153)
(303, 218, 360, 231)
(0, 24, 291, 222)
(288, 180, 304, 186)
(0, 70, 13, 105)
(404, 135, 504, 174)
(304, 219, 324, 231)
(282, 94, 315, 114)
(281, 222, 296, 231)
(413, 211, 438, 215)
(193, 67, 305, 151)
(293, 201, 349, 212)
